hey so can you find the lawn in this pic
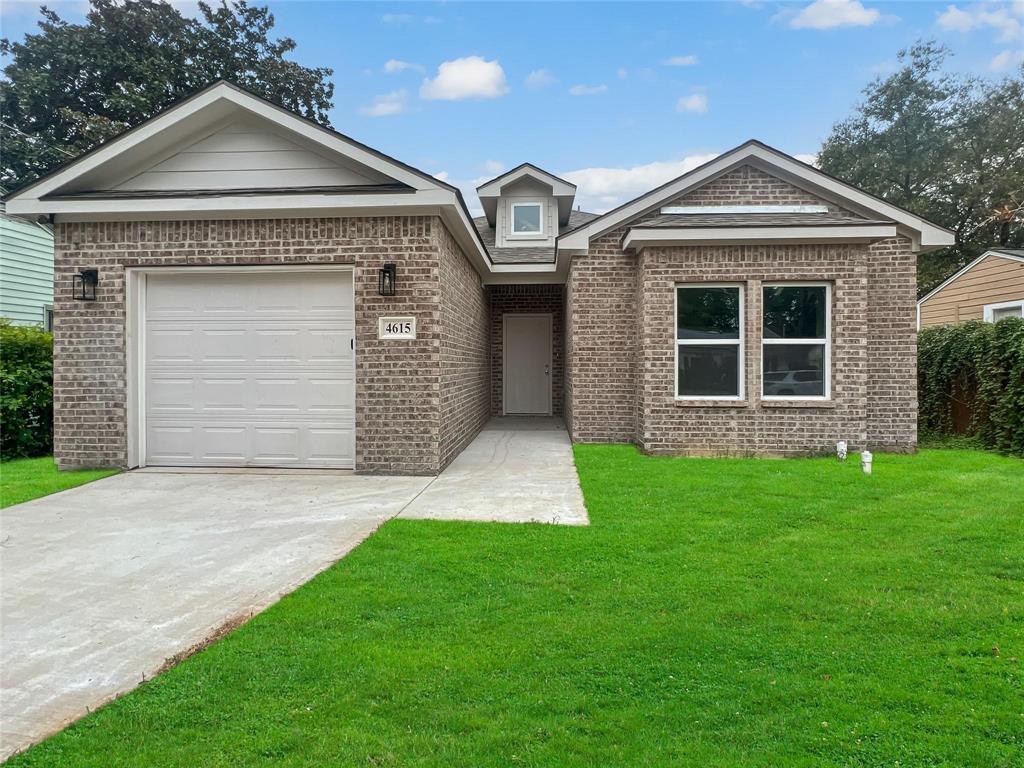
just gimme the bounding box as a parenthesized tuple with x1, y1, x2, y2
(0, 457, 117, 508)
(9, 448, 1023, 767)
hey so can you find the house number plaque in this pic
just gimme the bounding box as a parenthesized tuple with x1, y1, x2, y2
(378, 316, 416, 340)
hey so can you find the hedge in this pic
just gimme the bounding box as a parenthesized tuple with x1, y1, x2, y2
(0, 320, 54, 460)
(918, 317, 1024, 457)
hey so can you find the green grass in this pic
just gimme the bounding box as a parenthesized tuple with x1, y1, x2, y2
(0, 456, 117, 508)
(9, 448, 1023, 767)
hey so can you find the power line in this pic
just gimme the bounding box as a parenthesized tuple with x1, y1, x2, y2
(0, 121, 76, 157)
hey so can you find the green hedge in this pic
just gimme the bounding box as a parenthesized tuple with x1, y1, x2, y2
(918, 318, 1024, 457)
(0, 320, 53, 460)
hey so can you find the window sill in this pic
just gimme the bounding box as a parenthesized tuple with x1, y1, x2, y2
(759, 399, 836, 409)
(674, 399, 751, 408)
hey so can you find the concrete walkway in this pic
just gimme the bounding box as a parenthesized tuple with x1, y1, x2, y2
(401, 417, 589, 526)
(0, 418, 586, 759)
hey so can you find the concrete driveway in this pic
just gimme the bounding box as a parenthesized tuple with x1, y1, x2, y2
(0, 471, 431, 759)
(0, 418, 587, 759)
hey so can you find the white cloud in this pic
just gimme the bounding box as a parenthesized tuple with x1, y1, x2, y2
(525, 69, 555, 89)
(481, 160, 505, 174)
(990, 48, 1024, 68)
(794, 153, 819, 167)
(569, 83, 608, 96)
(617, 67, 629, 80)
(358, 90, 407, 117)
(789, 0, 882, 29)
(663, 54, 699, 66)
(420, 56, 509, 100)
(433, 171, 450, 183)
(384, 59, 423, 74)
(676, 93, 709, 113)
(562, 154, 719, 213)
(937, 3, 1023, 42)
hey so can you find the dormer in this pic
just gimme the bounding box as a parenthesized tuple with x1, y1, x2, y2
(476, 164, 577, 248)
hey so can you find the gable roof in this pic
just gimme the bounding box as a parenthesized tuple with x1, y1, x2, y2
(4, 81, 491, 271)
(475, 162, 576, 197)
(558, 140, 955, 253)
(917, 249, 1024, 306)
(474, 209, 599, 264)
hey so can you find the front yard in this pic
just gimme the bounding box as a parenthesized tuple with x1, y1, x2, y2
(9, 447, 1023, 767)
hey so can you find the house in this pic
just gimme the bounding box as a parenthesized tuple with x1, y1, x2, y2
(4, 81, 954, 474)
(917, 249, 1024, 329)
(0, 201, 55, 329)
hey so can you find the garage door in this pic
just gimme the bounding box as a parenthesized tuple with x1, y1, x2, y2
(144, 270, 355, 468)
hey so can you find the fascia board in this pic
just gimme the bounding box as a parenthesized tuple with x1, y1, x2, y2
(622, 223, 898, 250)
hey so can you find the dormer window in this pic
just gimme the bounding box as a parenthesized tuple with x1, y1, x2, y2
(511, 202, 543, 237)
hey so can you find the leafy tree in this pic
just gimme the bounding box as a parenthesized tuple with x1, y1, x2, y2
(0, 0, 334, 193)
(818, 42, 1024, 293)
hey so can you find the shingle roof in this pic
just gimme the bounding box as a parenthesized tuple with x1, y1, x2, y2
(637, 212, 892, 228)
(990, 248, 1024, 258)
(473, 209, 600, 264)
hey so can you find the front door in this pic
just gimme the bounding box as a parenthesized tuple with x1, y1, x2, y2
(503, 314, 552, 415)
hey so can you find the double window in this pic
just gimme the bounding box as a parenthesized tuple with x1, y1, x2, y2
(675, 282, 831, 400)
(511, 202, 543, 236)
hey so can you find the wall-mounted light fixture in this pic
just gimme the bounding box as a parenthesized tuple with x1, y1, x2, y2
(379, 263, 396, 296)
(73, 269, 99, 301)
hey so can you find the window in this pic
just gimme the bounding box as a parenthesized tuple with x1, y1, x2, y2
(511, 202, 543, 236)
(676, 285, 743, 399)
(984, 300, 1023, 322)
(43, 304, 54, 332)
(762, 284, 830, 399)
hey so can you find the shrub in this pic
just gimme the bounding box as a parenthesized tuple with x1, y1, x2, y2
(0, 320, 53, 459)
(918, 318, 1024, 457)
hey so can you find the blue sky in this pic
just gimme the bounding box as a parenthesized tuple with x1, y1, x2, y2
(2, 0, 1021, 212)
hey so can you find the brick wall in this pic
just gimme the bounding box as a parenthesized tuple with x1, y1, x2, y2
(438, 222, 491, 469)
(671, 164, 856, 215)
(636, 244, 870, 456)
(52, 216, 482, 474)
(487, 284, 564, 416)
(565, 164, 919, 455)
(565, 231, 638, 442)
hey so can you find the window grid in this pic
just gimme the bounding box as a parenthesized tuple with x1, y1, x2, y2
(761, 282, 831, 401)
(675, 283, 745, 401)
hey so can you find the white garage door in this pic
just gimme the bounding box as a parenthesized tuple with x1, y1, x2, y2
(144, 269, 355, 468)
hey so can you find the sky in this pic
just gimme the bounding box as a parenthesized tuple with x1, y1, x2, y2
(1, 0, 1021, 214)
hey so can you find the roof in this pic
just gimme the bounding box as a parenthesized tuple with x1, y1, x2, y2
(558, 139, 955, 254)
(475, 162, 576, 195)
(474, 209, 599, 264)
(918, 248, 1024, 306)
(639, 212, 891, 228)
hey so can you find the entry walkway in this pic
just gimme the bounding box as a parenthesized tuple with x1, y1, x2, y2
(400, 417, 589, 526)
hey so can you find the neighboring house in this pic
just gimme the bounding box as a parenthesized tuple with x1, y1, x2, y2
(0, 201, 55, 329)
(4, 81, 953, 473)
(917, 249, 1024, 329)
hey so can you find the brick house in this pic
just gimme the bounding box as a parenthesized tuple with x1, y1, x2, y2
(5, 82, 954, 473)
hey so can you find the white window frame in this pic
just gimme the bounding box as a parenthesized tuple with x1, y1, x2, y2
(761, 282, 831, 402)
(983, 299, 1024, 322)
(510, 201, 545, 239)
(674, 283, 745, 401)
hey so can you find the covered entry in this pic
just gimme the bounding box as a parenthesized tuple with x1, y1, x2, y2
(132, 267, 355, 469)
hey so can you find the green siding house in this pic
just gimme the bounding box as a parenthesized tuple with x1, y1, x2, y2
(0, 203, 54, 328)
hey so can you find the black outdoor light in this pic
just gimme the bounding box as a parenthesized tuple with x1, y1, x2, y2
(379, 263, 397, 296)
(72, 268, 99, 301)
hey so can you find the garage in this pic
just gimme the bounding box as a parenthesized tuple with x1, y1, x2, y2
(137, 268, 355, 469)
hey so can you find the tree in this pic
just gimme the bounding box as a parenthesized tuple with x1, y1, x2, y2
(0, 0, 334, 193)
(818, 42, 1024, 293)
